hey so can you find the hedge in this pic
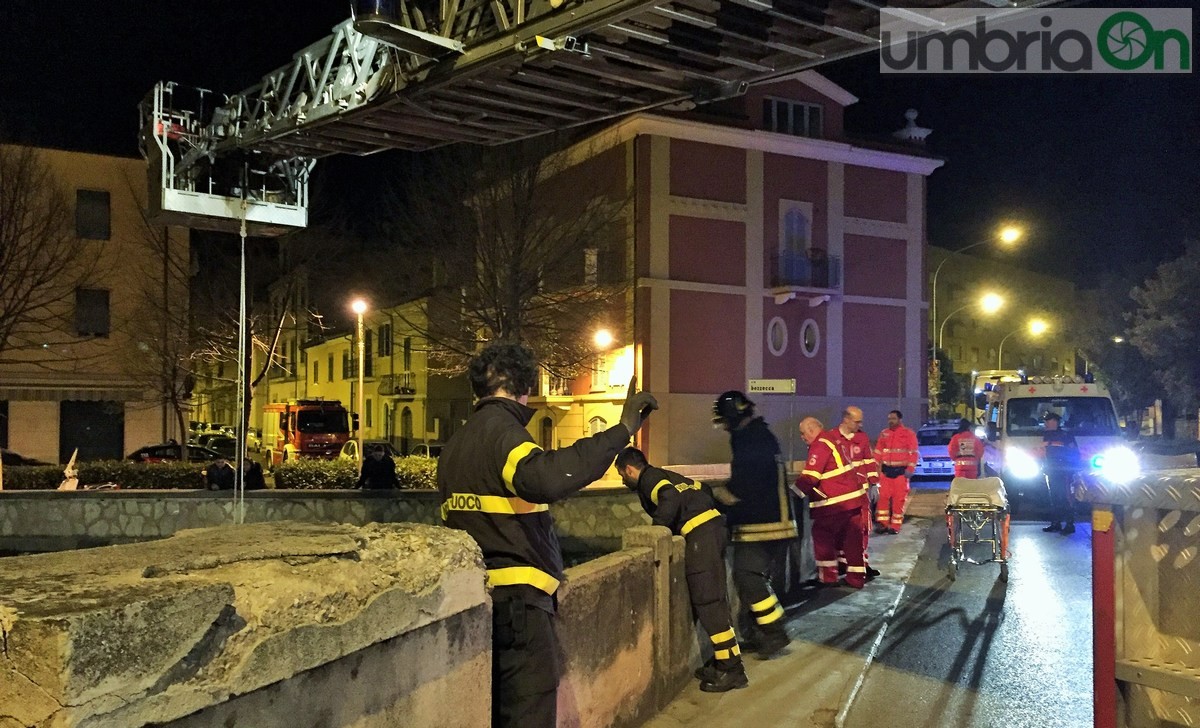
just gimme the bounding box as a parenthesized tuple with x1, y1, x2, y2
(0, 461, 206, 490)
(396, 455, 437, 490)
(271, 456, 438, 490)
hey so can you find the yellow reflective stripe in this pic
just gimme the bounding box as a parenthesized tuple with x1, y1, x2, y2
(817, 438, 846, 469)
(801, 469, 822, 478)
(756, 605, 785, 625)
(442, 493, 549, 515)
(714, 645, 741, 660)
(817, 463, 856, 480)
(710, 628, 736, 644)
(809, 486, 869, 509)
(846, 566, 867, 573)
(650, 478, 671, 505)
(502, 441, 541, 495)
(732, 520, 798, 542)
(681, 509, 721, 536)
(750, 595, 779, 612)
(815, 559, 839, 567)
(486, 566, 560, 595)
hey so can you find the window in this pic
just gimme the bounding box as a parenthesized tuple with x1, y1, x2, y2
(403, 337, 412, 371)
(342, 351, 350, 379)
(539, 416, 553, 450)
(762, 98, 823, 139)
(970, 347, 980, 365)
(378, 324, 392, 356)
(327, 354, 334, 382)
(800, 319, 820, 359)
(364, 331, 374, 378)
(75, 190, 110, 240)
(74, 288, 110, 336)
(588, 416, 607, 436)
(766, 317, 788, 357)
(366, 398, 373, 428)
(313, 361, 319, 383)
(779, 201, 812, 254)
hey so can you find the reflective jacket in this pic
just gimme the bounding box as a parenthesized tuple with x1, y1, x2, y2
(947, 431, 986, 478)
(875, 425, 919, 477)
(829, 428, 879, 486)
(795, 430, 869, 517)
(437, 397, 631, 612)
(724, 417, 797, 543)
(633, 465, 724, 540)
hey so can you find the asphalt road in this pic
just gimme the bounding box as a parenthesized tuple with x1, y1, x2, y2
(844, 479, 1094, 728)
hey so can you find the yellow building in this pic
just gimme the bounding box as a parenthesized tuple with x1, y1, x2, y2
(0, 146, 190, 463)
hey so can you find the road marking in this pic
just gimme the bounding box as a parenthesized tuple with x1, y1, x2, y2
(835, 562, 913, 727)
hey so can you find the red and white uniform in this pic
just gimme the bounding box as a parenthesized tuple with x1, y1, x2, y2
(948, 431, 987, 479)
(795, 431, 870, 588)
(874, 425, 919, 533)
(829, 428, 879, 569)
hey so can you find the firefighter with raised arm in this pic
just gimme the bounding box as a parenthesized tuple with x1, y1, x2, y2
(712, 390, 795, 659)
(873, 409, 919, 535)
(795, 417, 870, 588)
(437, 343, 658, 728)
(616, 447, 748, 693)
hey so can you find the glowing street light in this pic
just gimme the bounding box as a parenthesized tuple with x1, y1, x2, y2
(998, 318, 1049, 369)
(350, 298, 368, 473)
(593, 328, 614, 349)
(931, 224, 1023, 350)
(1112, 336, 1125, 344)
(938, 292, 1005, 351)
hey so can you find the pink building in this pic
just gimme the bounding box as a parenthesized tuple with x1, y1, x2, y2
(555, 71, 942, 467)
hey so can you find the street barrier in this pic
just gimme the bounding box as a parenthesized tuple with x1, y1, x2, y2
(1088, 469, 1200, 728)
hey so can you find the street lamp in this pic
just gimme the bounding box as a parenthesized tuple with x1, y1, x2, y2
(930, 225, 1023, 351)
(998, 318, 1048, 369)
(937, 292, 1004, 351)
(351, 298, 368, 474)
(593, 328, 614, 349)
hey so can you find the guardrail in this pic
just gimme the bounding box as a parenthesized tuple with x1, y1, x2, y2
(1088, 469, 1200, 728)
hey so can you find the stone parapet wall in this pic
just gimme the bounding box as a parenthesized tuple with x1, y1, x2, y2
(0, 487, 651, 555)
(1, 522, 694, 728)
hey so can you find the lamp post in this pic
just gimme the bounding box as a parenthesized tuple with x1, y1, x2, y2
(351, 298, 368, 474)
(937, 292, 1004, 351)
(998, 318, 1048, 369)
(930, 225, 1022, 351)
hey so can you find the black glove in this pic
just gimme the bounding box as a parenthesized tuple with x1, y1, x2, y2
(620, 391, 659, 435)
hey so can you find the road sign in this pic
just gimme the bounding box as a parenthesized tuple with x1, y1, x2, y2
(748, 378, 796, 394)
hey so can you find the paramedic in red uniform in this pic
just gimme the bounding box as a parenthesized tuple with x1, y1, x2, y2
(947, 418, 987, 479)
(795, 417, 870, 589)
(828, 407, 880, 579)
(874, 410, 919, 535)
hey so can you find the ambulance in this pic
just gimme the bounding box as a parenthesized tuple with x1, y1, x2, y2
(980, 374, 1140, 508)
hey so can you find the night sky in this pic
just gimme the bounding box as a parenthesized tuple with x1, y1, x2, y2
(1, 2, 1196, 286)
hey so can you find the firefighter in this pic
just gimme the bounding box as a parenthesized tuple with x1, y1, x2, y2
(795, 417, 870, 588)
(437, 343, 658, 728)
(948, 418, 987, 479)
(873, 409, 919, 535)
(712, 390, 795, 658)
(829, 406, 880, 579)
(615, 447, 748, 693)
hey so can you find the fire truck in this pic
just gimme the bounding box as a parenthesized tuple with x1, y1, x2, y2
(262, 400, 355, 468)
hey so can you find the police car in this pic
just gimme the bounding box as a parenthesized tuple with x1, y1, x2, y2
(913, 420, 958, 479)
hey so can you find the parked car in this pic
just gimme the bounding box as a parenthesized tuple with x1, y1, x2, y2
(128, 443, 223, 463)
(913, 421, 958, 479)
(338, 440, 402, 462)
(247, 428, 262, 453)
(1, 449, 51, 467)
(204, 436, 239, 460)
(409, 442, 444, 459)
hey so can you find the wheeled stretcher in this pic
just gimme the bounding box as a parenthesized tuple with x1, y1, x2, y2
(945, 476, 1010, 582)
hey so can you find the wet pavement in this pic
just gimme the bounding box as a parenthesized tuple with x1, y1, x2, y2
(643, 481, 1095, 728)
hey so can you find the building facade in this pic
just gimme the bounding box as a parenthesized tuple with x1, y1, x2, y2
(0, 147, 190, 463)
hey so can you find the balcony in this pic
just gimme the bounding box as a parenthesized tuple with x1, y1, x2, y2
(769, 250, 842, 305)
(378, 371, 417, 397)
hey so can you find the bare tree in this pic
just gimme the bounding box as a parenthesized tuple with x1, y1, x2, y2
(0, 145, 97, 358)
(383, 136, 631, 376)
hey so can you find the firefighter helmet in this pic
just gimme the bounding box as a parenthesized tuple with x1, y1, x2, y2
(712, 391, 755, 425)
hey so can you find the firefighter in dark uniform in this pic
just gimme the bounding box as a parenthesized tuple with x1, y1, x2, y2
(615, 447, 748, 693)
(437, 343, 658, 728)
(712, 391, 796, 658)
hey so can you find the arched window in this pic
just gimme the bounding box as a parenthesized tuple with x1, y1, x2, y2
(539, 416, 554, 450)
(400, 407, 413, 453)
(588, 416, 607, 436)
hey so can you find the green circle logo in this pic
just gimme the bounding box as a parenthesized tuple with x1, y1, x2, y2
(1098, 11, 1156, 70)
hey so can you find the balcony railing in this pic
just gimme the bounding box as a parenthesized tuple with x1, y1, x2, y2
(378, 371, 417, 396)
(770, 250, 842, 290)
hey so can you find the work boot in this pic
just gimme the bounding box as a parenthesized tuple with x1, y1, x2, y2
(1061, 523, 1076, 535)
(699, 664, 749, 693)
(887, 528, 900, 535)
(693, 658, 717, 681)
(874, 524, 889, 535)
(754, 629, 790, 659)
(866, 565, 881, 581)
(1043, 522, 1062, 533)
